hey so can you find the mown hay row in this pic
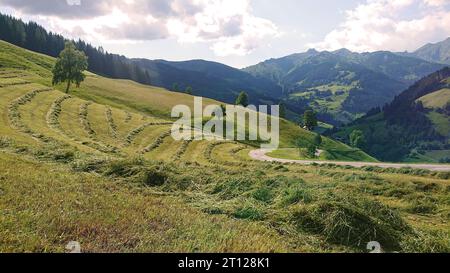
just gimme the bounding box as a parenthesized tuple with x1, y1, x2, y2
(124, 112, 132, 123)
(46, 95, 72, 133)
(7, 88, 53, 142)
(203, 141, 249, 167)
(172, 140, 192, 161)
(124, 122, 173, 146)
(106, 107, 118, 139)
(230, 145, 247, 155)
(0, 81, 32, 88)
(141, 130, 172, 154)
(78, 102, 120, 154)
(79, 102, 96, 137)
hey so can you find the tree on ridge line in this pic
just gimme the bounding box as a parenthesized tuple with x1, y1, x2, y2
(52, 41, 88, 93)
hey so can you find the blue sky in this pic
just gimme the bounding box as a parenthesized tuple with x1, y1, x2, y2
(1, 0, 449, 68)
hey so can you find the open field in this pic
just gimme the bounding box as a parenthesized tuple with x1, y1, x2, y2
(0, 40, 449, 253)
(417, 88, 450, 109)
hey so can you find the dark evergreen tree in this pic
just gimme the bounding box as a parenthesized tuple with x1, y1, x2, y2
(235, 91, 249, 107)
(303, 110, 318, 130)
(0, 13, 152, 86)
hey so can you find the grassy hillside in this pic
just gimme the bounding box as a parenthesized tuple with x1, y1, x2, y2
(331, 68, 450, 163)
(417, 88, 450, 109)
(0, 40, 370, 161)
(1, 40, 449, 253)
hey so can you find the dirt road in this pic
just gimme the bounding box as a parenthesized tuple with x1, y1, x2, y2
(249, 149, 450, 172)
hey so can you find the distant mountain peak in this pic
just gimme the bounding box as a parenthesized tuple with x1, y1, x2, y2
(333, 48, 352, 54)
(411, 37, 450, 65)
(306, 48, 318, 54)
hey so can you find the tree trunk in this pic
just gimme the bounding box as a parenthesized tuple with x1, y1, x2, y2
(65, 81, 71, 94)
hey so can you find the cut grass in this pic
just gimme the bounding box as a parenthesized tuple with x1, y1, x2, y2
(417, 88, 450, 109)
(0, 152, 291, 253)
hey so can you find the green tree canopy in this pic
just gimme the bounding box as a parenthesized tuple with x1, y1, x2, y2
(303, 110, 318, 130)
(235, 91, 249, 107)
(52, 41, 88, 93)
(313, 133, 323, 147)
(350, 130, 366, 149)
(306, 144, 317, 158)
(172, 83, 180, 92)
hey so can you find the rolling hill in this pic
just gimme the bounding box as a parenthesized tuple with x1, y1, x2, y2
(244, 49, 444, 125)
(331, 68, 450, 162)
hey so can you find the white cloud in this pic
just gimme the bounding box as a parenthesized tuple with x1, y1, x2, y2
(167, 0, 278, 56)
(309, 0, 450, 52)
(0, 0, 278, 56)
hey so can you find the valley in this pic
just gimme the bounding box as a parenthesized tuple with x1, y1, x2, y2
(244, 49, 445, 125)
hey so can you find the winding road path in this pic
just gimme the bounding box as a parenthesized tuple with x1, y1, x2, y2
(249, 149, 450, 172)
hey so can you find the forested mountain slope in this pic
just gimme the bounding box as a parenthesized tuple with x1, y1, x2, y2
(330, 68, 450, 162)
(245, 49, 444, 125)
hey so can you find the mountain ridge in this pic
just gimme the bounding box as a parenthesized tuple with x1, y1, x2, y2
(244, 47, 445, 125)
(330, 67, 450, 162)
(407, 37, 450, 65)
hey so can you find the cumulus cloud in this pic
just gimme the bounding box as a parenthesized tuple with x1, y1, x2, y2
(309, 0, 450, 52)
(0, 0, 278, 56)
